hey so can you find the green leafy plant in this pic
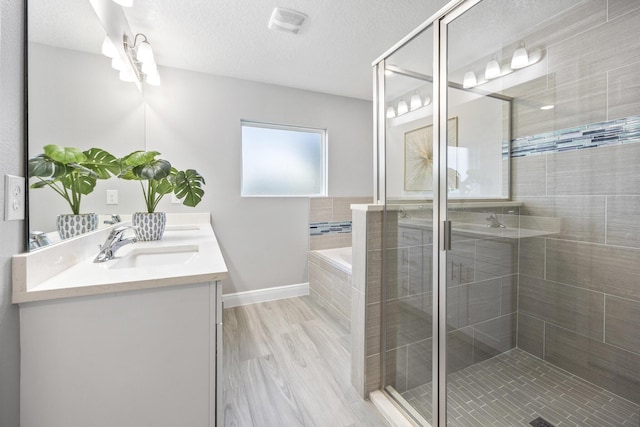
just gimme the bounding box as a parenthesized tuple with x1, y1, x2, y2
(119, 150, 205, 213)
(28, 144, 119, 215)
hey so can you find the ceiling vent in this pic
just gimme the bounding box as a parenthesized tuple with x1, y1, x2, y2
(268, 7, 307, 34)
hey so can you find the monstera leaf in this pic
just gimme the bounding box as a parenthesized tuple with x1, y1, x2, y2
(173, 169, 205, 207)
(132, 159, 172, 181)
(28, 154, 68, 179)
(43, 144, 87, 165)
(61, 173, 97, 196)
(83, 148, 120, 179)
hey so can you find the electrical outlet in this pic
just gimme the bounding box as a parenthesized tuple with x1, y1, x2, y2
(106, 189, 118, 205)
(5, 174, 25, 221)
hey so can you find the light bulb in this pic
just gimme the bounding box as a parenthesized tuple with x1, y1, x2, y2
(141, 60, 157, 75)
(410, 93, 422, 111)
(101, 36, 117, 58)
(463, 70, 477, 88)
(111, 56, 126, 71)
(136, 41, 154, 63)
(119, 69, 136, 82)
(485, 59, 501, 80)
(397, 100, 409, 115)
(146, 71, 161, 86)
(386, 106, 395, 118)
(423, 96, 431, 106)
(511, 42, 529, 69)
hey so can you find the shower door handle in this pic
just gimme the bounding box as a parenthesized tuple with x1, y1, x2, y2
(442, 220, 452, 251)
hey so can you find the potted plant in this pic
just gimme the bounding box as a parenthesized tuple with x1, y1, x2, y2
(28, 144, 119, 239)
(119, 150, 205, 241)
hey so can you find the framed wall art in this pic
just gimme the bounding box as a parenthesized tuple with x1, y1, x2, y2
(404, 117, 459, 191)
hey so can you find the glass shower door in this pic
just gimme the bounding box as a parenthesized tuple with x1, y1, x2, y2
(379, 26, 435, 426)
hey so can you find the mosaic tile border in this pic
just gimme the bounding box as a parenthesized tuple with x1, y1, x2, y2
(310, 221, 352, 236)
(511, 116, 640, 158)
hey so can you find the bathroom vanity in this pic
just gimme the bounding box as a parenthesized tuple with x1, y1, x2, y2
(12, 213, 227, 427)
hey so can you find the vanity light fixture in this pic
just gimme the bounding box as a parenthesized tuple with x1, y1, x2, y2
(268, 7, 307, 34)
(463, 70, 477, 88)
(397, 100, 409, 115)
(511, 41, 529, 69)
(485, 58, 501, 80)
(123, 33, 161, 86)
(463, 43, 542, 90)
(410, 93, 422, 111)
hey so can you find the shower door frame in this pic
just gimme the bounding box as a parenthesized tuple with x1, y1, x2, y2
(373, 0, 486, 425)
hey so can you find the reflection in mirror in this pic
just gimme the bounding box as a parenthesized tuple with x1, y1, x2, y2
(385, 68, 511, 202)
(27, 0, 146, 249)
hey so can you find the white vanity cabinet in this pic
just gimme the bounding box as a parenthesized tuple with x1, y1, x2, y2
(13, 215, 227, 427)
(19, 282, 223, 427)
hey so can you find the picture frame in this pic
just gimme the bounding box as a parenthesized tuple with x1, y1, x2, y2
(404, 117, 459, 191)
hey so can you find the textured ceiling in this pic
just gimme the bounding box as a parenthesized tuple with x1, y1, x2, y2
(28, 0, 579, 101)
(29, 0, 448, 100)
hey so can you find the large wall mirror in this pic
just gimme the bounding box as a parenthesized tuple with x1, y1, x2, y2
(27, 0, 146, 249)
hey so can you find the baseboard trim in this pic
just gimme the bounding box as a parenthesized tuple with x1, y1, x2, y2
(222, 283, 309, 308)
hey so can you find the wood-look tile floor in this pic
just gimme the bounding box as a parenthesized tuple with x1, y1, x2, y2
(400, 348, 640, 427)
(222, 296, 390, 427)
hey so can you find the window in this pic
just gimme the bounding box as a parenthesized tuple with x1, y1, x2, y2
(241, 121, 327, 197)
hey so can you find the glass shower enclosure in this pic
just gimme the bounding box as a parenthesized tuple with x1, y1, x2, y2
(374, 0, 640, 425)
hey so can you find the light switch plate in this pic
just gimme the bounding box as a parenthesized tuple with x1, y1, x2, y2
(106, 189, 118, 205)
(5, 174, 25, 221)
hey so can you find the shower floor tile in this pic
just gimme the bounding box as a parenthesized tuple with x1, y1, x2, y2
(399, 348, 640, 427)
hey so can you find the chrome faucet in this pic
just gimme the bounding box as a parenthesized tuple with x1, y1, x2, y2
(103, 214, 122, 225)
(94, 226, 138, 263)
(485, 212, 506, 228)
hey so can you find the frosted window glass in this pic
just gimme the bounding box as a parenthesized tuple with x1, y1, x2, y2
(241, 122, 326, 196)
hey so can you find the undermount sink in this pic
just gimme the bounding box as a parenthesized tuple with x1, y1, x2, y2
(109, 245, 200, 269)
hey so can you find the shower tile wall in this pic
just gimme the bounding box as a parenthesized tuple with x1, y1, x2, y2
(385, 208, 519, 393)
(309, 197, 372, 250)
(515, 143, 640, 404)
(508, 1, 640, 405)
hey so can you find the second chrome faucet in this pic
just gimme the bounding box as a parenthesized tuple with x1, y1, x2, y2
(94, 226, 138, 263)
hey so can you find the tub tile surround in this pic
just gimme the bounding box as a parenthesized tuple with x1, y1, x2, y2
(308, 250, 353, 331)
(307, 197, 372, 332)
(350, 204, 384, 397)
(309, 197, 372, 250)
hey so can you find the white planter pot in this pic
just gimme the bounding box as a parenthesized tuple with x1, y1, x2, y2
(57, 213, 98, 240)
(132, 212, 167, 241)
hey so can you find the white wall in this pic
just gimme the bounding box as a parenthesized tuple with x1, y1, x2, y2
(0, 0, 24, 425)
(143, 66, 373, 293)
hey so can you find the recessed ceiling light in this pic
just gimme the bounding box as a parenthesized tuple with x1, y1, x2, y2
(540, 105, 555, 110)
(268, 7, 307, 34)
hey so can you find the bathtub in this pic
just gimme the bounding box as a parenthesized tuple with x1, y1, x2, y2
(312, 247, 353, 275)
(308, 246, 353, 331)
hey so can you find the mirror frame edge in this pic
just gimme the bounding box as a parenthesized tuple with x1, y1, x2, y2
(23, 0, 30, 253)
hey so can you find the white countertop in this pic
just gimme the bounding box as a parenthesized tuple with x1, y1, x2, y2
(13, 213, 229, 304)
